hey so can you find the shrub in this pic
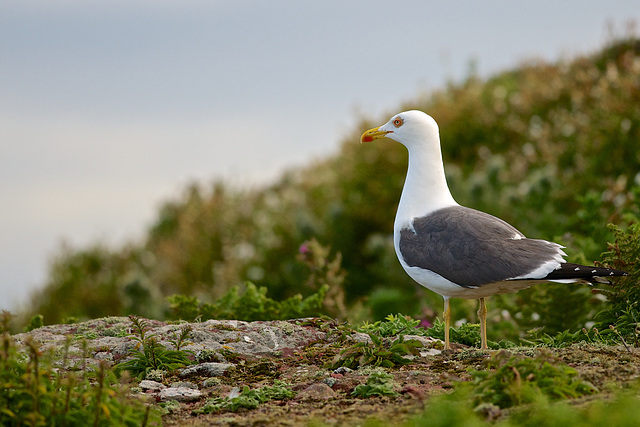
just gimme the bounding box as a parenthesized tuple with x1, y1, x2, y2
(168, 281, 329, 322)
(592, 219, 640, 345)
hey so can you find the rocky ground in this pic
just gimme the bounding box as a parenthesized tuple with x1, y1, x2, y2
(12, 316, 640, 426)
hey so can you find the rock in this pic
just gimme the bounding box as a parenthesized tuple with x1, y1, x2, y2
(179, 362, 233, 378)
(196, 349, 227, 363)
(159, 387, 202, 402)
(333, 366, 353, 375)
(348, 332, 373, 344)
(295, 383, 336, 401)
(400, 385, 425, 400)
(94, 352, 113, 361)
(420, 348, 442, 356)
(170, 381, 198, 389)
(323, 377, 337, 388)
(403, 335, 441, 346)
(12, 317, 327, 362)
(140, 380, 166, 391)
(202, 377, 221, 388)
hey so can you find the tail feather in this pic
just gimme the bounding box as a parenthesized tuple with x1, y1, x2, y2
(543, 262, 627, 284)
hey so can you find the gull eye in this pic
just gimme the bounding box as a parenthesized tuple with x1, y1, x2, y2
(393, 117, 404, 128)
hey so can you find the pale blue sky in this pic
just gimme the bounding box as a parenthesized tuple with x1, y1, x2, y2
(1, 0, 638, 311)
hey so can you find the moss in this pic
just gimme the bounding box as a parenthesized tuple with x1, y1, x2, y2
(275, 320, 295, 335)
(223, 360, 281, 385)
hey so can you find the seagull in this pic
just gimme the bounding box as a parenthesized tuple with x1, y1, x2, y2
(361, 110, 627, 350)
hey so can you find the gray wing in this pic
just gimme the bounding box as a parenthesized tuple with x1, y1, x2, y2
(398, 206, 563, 287)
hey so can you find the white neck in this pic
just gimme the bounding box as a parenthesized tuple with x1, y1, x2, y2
(394, 142, 457, 228)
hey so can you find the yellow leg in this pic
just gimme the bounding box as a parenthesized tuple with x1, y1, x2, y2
(443, 297, 451, 350)
(478, 297, 488, 350)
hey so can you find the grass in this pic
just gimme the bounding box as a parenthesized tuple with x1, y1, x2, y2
(0, 312, 161, 426)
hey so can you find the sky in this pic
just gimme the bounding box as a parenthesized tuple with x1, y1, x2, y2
(1, 0, 639, 312)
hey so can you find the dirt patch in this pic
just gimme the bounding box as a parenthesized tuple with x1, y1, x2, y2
(12, 317, 640, 426)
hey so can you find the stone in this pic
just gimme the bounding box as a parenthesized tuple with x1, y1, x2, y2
(170, 381, 198, 389)
(202, 377, 221, 388)
(295, 383, 336, 401)
(333, 366, 353, 375)
(323, 377, 337, 388)
(179, 362, 233, 378)
(331, 377, 362, 394)
(140, 380, 166, 391)
(159, 387, 202, 402)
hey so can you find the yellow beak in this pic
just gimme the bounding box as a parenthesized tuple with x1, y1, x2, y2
(360, 127, 392, 143)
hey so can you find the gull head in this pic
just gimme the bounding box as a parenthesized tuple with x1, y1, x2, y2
(360, 110, 440, 150)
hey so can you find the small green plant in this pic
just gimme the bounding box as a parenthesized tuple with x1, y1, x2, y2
(167, 323, 193, 352)
(521, 328, 586, 348)
(593, 220, 640, 346)
(194, 380, 294, 414)
(467, 350, 598, 409)
(168, 281, 329, 322)
(157, 399, 181, 416)
(114, 315, 193, 379)
(332, 332, 422, 370)
(422, 317, 516, 349)
(0, 312, 160, 426)
(426, 318, 482, 347)
(23, 314, 44, 332)
(352, 371, 398, 398)
(196, 349, 221, 363)
(358, 313, 429, 337)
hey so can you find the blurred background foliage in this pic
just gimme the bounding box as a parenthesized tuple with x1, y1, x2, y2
(22, 38, 640, 339)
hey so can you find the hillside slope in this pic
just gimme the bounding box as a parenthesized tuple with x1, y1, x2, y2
(26, 38, 640, 331)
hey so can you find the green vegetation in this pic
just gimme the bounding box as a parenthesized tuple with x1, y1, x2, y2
(352, 371, 399, 398)
(23, 314, 44, 332)
(194, 380, 294, 414)
(592, 221, 640, 344)
(114, 315, 193, 380)
(426, 318, 485, 348)
(331, 331, 423, 370)
(398, 387, 640, 427)
(168, 281, 330, 322)
(358, 313, 429, 337)
(467, 350, 597, 409)
(0, 312, 160, 426)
